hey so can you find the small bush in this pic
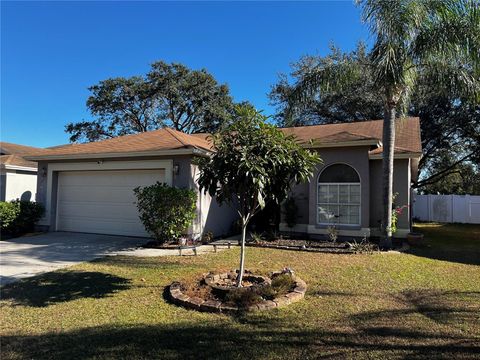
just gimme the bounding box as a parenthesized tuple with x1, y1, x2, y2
(225, 287, 262, 308)
(271, 274, 296, 294)
(249, 232, 264, 244)
(347, 236, 379, 254)
(0, 202, 20, 231)
(1, 200, 44, 235)
(134, 182, 197, 244)
(201, 231, 214, 244)
(11, 200, 44, 233)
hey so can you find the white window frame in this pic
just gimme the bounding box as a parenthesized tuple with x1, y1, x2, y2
(317, 163, 361, 226)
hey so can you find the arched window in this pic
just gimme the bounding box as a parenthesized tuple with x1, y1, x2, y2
(317, 164, 360, 225)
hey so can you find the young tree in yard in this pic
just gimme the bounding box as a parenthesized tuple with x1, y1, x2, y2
(66, 61, 235, 142)
(196, 105, 320, 287)
(281, 0, 479, 248)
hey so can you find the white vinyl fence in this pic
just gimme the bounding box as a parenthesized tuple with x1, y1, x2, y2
(413, 194, 480, 224)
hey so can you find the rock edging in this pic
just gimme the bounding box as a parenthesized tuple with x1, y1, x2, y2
(168, 274, 307, 313)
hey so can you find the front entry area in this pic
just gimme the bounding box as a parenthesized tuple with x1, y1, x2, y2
(56, 169, 165, 237)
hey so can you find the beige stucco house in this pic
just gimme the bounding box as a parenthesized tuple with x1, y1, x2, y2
(25, 117, 421, 239)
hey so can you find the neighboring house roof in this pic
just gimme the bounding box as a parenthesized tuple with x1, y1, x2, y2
(25, 128, 213, 161)
(25, 117, 422, 161)
(0, 154, 38, 170)
(0, 142, 43, 170)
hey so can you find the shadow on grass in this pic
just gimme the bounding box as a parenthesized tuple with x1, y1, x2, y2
(2, 320, 479, 360)
(1, 271, 131, 307)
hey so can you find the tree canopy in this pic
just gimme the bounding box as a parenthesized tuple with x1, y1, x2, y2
(66, 61, 236, 142)
(270, 42, 480, 194)
(196, 105, 320, 286)
(270, 0, 479, 246)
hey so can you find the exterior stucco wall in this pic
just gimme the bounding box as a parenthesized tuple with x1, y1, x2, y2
(369, 158, 411, 235)
(0, 169, 37, 202)
(191, 163, 239, 238)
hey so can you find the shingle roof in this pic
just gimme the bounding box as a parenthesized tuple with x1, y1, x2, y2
(0, 154, 38, 169)
(0, 142, 44, 169)
(24, 128, 213, 159)
(279, 117, 422, 154)
(0, 142, 45, 156)
(24, 118, 421, 160)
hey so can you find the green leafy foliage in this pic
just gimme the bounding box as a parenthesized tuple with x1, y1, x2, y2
(0, 202, 20, 231)
(197, 105, 321, 218)
(0, 200, 44, 235)
(270, 273, 296, 294)
(196, 104, 321, 285)
(134, 183, 197, 244)
(270, 0, 479, 245)
(66, 61, 237, 142)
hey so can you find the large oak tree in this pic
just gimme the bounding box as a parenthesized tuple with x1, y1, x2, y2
(66, 61, 236, 142)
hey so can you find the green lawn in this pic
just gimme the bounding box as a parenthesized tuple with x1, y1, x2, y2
(1, 223, 479, 359)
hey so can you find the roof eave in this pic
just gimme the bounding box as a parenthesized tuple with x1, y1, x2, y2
(1, 164, 38, 172)
(303, 139, 381, 149)
(369, 152, 423, 160)
(25, 147, 211, 162)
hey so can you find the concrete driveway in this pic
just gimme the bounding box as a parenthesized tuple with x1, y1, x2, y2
(0, 232, 146, 285)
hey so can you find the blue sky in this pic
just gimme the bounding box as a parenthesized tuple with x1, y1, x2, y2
(1, 1, 369, 147)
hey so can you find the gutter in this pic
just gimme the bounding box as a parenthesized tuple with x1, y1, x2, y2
(1, 164, 38, 172)
(369, 152, 423, 160)
(25, 147, 212, 162)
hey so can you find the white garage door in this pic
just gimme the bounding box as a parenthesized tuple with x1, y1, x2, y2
(56, 169, 165, 237)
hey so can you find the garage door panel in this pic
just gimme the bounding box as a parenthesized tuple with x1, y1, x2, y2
(58, 187, 139, 203)
(56, 169, 165, 237)
(58, 203, 140, 220)
(57, 217, 146, 237)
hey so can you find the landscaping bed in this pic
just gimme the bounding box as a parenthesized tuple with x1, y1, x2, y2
(168, 270, 307, 313)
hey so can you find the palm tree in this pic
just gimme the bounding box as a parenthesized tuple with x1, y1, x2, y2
(287, 0, 479, 248)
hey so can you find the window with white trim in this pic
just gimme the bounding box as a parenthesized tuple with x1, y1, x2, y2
(317, 164, 360, 225)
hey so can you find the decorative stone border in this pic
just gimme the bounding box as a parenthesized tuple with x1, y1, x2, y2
(168, 272, 307, 313)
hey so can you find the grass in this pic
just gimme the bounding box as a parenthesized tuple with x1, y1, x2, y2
(1, 223, 479, 359)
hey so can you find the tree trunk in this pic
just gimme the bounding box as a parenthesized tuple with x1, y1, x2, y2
(236, 218, 247, 287)
(380, 103, 396, 249)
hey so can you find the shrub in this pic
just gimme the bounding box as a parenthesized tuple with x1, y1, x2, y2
(201, 231, 214, 244)
(10, 200, 45, 234)
(327, 225, 339, 243)
(0, 202, 20, 231)
(1, 200, 44, 235)
(347, 236, 379, 254)
(225, 287, 262, 308)
(134, 182, 197, 244)
(271, 273, 296, 294)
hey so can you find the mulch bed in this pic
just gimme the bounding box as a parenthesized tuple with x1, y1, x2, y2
(168, 271, 307, 313)
(247, 239, 355, 253)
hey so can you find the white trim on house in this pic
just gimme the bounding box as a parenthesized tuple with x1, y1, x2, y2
(316, 163, 362, 227)
(26, 147, 210, 162)
(1, 164, 37, 172)
(38, 159, 173, 227)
